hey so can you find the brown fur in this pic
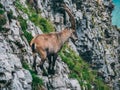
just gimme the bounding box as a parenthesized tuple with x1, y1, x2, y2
(30, 28, 73, 55)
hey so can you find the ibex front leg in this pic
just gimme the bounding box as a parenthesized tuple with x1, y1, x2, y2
(48, 54, 57, 74)
(48, 55, 52, 74)
(51, 53, 58, 74)
(37, 49, 47, 70)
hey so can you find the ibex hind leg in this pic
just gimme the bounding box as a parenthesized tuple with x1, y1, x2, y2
(51, 54, 58, 75)
(48, 55, 52, 74)
(32, 53, 37, 74)
(37, 49, 47, 70)
(38, 60, 45, 69)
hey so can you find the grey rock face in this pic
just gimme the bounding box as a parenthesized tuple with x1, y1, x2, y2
(72, 0, 120, 89)
(0, 34, 32, 89)
(0, 0, 120, 90)
(0, 53, 32, 89)
(0, 0, 32, 89)
(69, 79, 81, 90)
(39, 57, 81, 90)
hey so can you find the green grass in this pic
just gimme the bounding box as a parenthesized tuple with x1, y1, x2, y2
(0, 5, 6, 25)
(0, 14, 6, 31)
(30, 70, 44, 90)
(15, 0, 29, 14)
(0, 3, 3, 8)
(15, 0, 55, 33)
(0, 3, 4, 15)
(21, 60, 44, 90)
(18, 16, 33, 43)
(7, 10, 16, 21)
(59, 44, 110, 90)
(0, 3, 7, 31)
(0, 9, 5, 14)
(0, 15, 6, 25)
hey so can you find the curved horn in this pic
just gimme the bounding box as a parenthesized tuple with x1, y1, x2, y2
(62, 4, 76, 30)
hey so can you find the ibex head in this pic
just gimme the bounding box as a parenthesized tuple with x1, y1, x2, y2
(61, 4, 77, 41)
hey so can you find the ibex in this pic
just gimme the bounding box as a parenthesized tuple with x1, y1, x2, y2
(30, 4, 77, 74)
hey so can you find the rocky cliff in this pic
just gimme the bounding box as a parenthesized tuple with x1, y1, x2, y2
(0, 0, 120, 90)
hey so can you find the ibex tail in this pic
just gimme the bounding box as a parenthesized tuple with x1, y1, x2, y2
(31, 43, 36, 53)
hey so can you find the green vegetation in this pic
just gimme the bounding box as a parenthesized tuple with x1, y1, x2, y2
(15, 0, 29, 14)
(22, 60, 44, 90)
(29, 13, 54, 33)
(30, 70, 44, 90)
(7, 10, 16, 21)
(18, 16, 33, 43)
(15, 0, 54, 33)
(0, 15, 6, 26)
(0, 3, 3, 8)
(0, 4, 6, 31)
(59, 44, 110, 90)
(0, 9, 4, 14)
(0, 4, 5, 15)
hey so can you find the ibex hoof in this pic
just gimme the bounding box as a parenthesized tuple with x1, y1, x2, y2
(39, 65, 43, 70)
(48, 69, 55, 75)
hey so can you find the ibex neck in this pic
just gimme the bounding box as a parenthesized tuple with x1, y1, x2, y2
(60, 29, 73, 44)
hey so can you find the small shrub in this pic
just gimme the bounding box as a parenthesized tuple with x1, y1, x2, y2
(7, 10, 16, 21)
(18, 16, 33, 43)
(30, 70, 44, 90)
(0, 9, 5, 15)
(23, 30, 33, 43)
(0, 15, 6, 31)
(39, 18, 54, 33)
(0, 3, 3, 8)
(15, 0, 28, 14)
(29, 14, 54, 33)
(21, 61, 44, 90)
(22, 60, 30, 70)
(0, 15, 6, 25)
(29, 13, 39, 25)
(69, 72, 78, 78)
(18, 16, 27, 30)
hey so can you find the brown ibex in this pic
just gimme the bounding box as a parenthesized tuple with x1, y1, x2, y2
(30, 4, 77, 74)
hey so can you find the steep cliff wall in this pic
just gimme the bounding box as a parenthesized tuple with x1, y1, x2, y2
(74, 0, 120, 90)
(0, 0, 120, 90)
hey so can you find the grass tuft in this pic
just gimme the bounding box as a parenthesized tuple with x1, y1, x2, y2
(59, 44, 110, 90)
(21, 60, 44, 90)
(7, 10, 16, 21)
(15, 0, 54, 33)
(0, 14, 6, 31)
(0, 3, 3, 8)
(18, 16, 33, 43)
